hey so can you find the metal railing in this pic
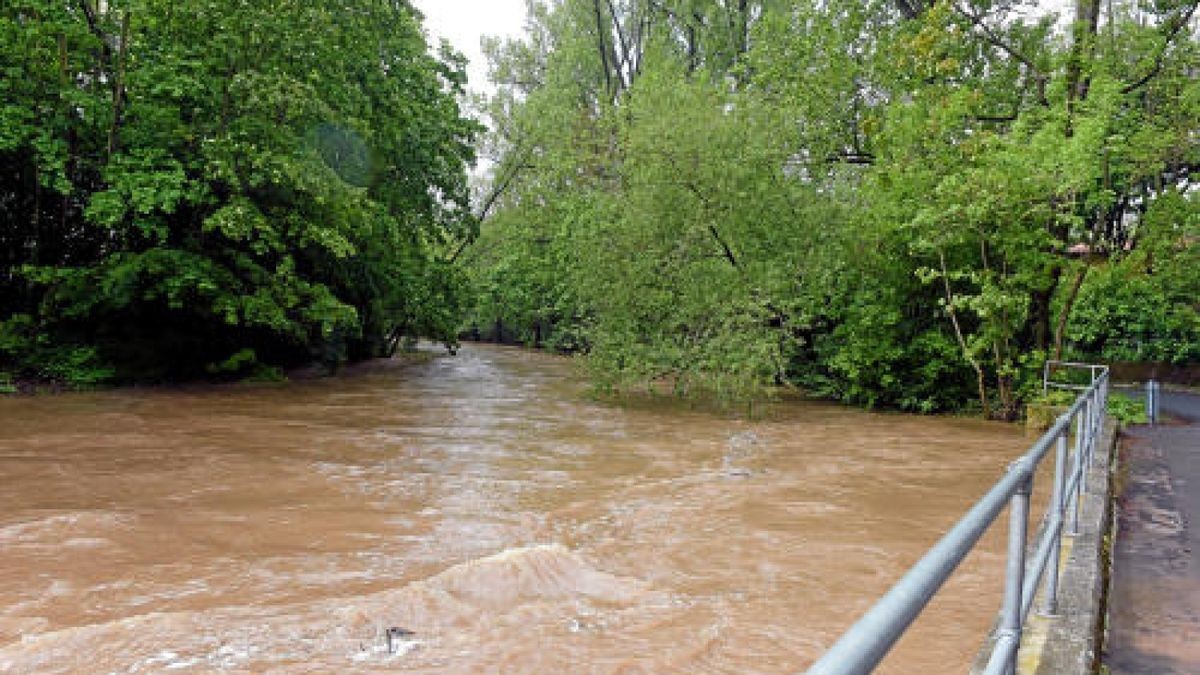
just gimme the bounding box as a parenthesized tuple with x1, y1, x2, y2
(808, 364, 1110, 675)
(1042, 359, 1105, 394)
(1145, 379, 1160, 424)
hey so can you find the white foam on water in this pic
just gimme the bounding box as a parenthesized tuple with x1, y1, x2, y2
(0, 543, 654, 672)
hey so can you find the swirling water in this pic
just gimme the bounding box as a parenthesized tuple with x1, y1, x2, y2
(0, 345, 1029, 673)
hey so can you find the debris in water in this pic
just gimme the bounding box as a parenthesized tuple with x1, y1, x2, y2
(722, 430, 762, 477)
(386, 626, 416, 655)
(567, 615, 607, 633)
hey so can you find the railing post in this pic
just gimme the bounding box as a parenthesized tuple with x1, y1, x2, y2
(1068, 408, 1084, 536)
(1104, 377, 1110, 424)
(808, 362, 1109, 674)
(990, 465, 1032, 675)
(1146, 379, 1158, 425)
(1042, 427, 1069, 615)
(1080, 396, 1091, 495)
(1090, 384, 1101, 462)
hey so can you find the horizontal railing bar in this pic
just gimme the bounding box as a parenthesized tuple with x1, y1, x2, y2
(808, 368, 1109, 674)
(806, 461, 1033, 674)
(1044, 360, 1107, 370)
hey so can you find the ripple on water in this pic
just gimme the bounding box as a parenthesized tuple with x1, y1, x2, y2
(0, 344, 1026, 673)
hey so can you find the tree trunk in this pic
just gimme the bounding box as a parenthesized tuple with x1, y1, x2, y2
(994, 344, 1017, 421)
(1065, 0, 1101, 132)
(107, 10, 131, 157)
(591, 0, 614, 100)
(735, 0, 750, 57)
(31, 164, 41, 267)
(975, 366, 992, 420)
(1053, 264, 1090, 361)
(1029, 263, 1062, 352)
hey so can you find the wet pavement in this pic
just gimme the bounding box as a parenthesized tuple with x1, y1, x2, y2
(1105, 391, 1200, 674)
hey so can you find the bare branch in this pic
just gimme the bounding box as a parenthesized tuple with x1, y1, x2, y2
(893, 0, 922, 20)
(826, 151, 875, 165)
(604, 0, 633, 89)
(1121, 0, 1200, 94)
(449, 141, 535, 264)
(77, 0, 115, 65)
(938, 250, 991, 418)
(952, 2, 1049, 105)
(591, 0, 615, 99)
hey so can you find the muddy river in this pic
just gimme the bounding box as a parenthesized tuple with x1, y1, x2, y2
(0, 344, 1031, 673)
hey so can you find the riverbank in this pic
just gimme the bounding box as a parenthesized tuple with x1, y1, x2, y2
(0, 349, 447, 398)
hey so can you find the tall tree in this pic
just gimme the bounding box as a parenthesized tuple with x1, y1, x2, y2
(468, 0, 1199, 414)
(1, 0, 480, 383)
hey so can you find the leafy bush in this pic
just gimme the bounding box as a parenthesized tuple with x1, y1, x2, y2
(1065, 193, 1200, 365)
(1107, 393, 1148, 425)
(1067, 266, 1200, 364)
(0, 315, 116, 386)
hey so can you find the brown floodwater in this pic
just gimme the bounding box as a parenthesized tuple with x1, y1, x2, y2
(0, 344, 1033, 673)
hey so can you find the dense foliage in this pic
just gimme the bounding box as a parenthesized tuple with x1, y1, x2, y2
(1, 0, 479, 384)
(5, 1, 1195, 410)
(466, 0, 1199, 416)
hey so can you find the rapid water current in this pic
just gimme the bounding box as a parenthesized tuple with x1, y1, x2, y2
(0, 344, 1029, 673)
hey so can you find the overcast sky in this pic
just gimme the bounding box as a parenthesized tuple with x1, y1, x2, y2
(413, 0, 530, 95)
(414, 1, 1074, 96)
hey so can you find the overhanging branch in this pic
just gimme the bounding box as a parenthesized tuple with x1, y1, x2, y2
(1121, 1, 1200, 94)
(952, 2, 1049, 106)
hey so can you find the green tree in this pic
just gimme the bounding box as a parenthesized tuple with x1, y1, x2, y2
(1, 0, 480, 384)
(469, 0, 1199, 414)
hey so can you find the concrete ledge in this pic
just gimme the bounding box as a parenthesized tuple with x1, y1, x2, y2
(971, 417, 1118, 674)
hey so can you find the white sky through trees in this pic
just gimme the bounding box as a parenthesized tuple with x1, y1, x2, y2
(414, 1, 1074, 95)
(413, 0, 529, 95)
(413, 0, 1075, 179)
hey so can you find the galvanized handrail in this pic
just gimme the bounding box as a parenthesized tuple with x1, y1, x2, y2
(1042, 359, 1105, 394)
(808, 365, 1109, 675)
(1145, 379, 1160, 425)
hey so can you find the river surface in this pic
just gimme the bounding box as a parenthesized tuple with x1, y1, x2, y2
(0, 344, 1032, 673)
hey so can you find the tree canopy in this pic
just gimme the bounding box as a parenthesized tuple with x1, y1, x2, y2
(4, 1, 1196, 412)
(1, 0, 479, 383)
(465, 0, 1199, 416)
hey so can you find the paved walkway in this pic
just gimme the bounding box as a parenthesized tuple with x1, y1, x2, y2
(1105, 391, 1200, 674)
